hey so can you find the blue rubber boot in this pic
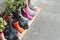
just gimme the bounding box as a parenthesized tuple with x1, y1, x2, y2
(19, 13, 29, 23)
(4, 19, 19, 40)
(27, 7, 36, 17)
(29, 0, 39, 12)
(8, 19, 18, 36)
(30, 0, 36, 9)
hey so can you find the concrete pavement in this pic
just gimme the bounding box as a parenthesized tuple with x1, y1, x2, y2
(22, 0, 60, 40)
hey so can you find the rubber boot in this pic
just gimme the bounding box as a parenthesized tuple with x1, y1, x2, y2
(21, 7, 33, 20)
(0, 32, 6, 40)
(17, 2, 29, 23)
(12, 21, 24, 33)
(12, 8, 29, 30)
(19, 13, 29, 23)
(28, 0, 39, 12)
(3, 19, 18, 40)
(27, 7, 36, 17)
(8, 19, 18, 36)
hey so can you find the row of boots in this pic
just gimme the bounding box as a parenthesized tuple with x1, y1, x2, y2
(0, 0, 39, 40)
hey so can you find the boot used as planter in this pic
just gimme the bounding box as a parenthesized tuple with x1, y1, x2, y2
(4, 25, 19, 40)
(18, 8, 29, 23)
(12, 21, 24, 33)
(21, 7, 33, 20)
(21, 4, 35, 17)
(27, 6, 36, 17)
(12, 8, 29, 30)
(0, 32, 6, 40)
(3, 19, 19, 40)
(28, 0, 39, 12)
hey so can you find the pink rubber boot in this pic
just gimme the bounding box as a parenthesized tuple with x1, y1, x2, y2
(0, 32, 6, 40)
(21, 7, 33, 20)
